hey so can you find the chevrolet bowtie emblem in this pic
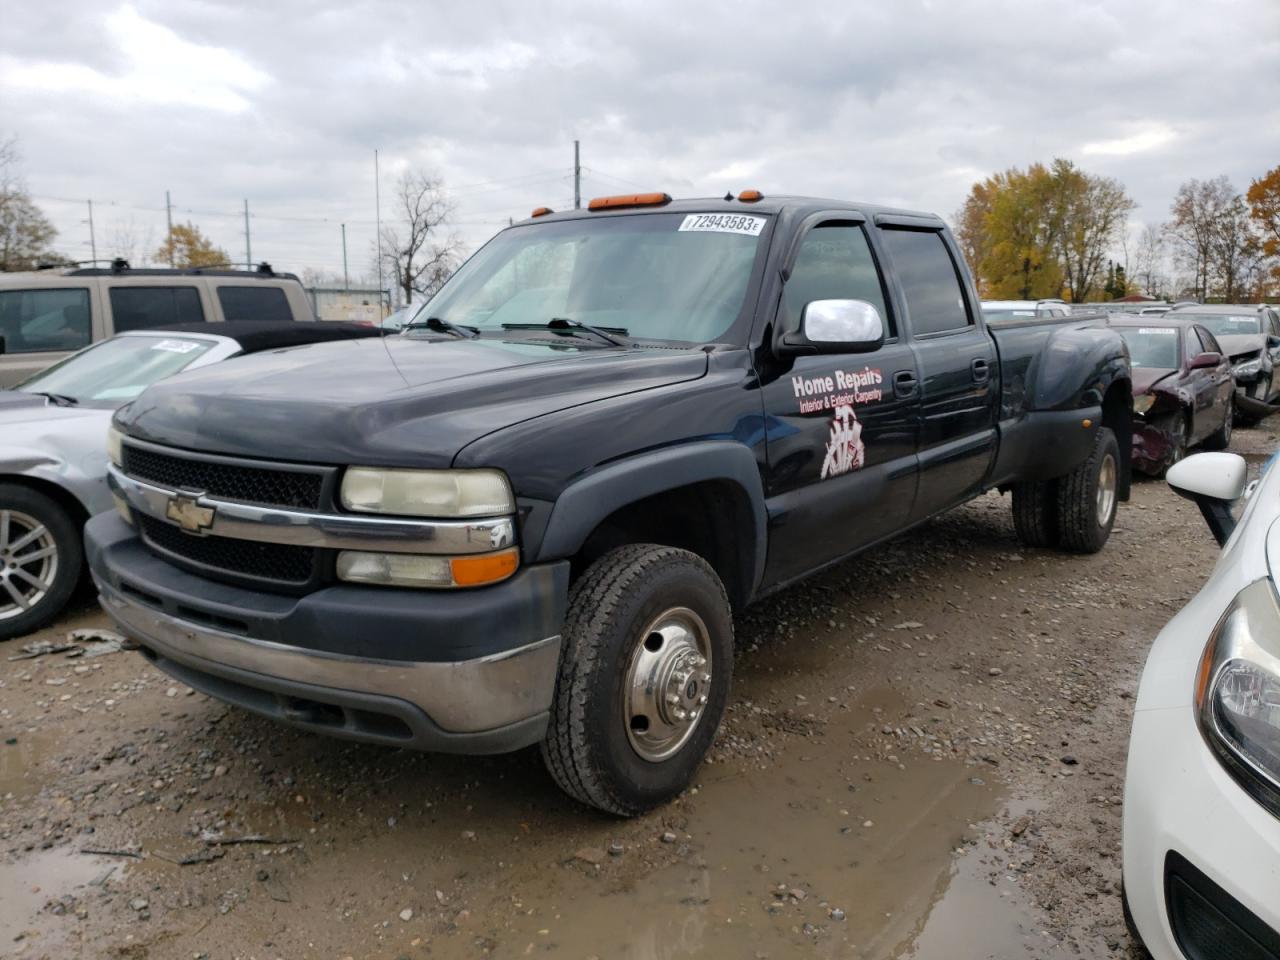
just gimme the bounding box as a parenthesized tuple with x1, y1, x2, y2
(165, 493, 215, 535)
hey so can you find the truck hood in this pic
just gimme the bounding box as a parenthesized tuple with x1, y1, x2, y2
(116, 335, 710, 467)
(1216, 333, 1264, 360)
(1131, 367, 1177, 395)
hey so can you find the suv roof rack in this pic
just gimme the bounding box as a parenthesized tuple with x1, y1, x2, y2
(62, 261, 298, 281)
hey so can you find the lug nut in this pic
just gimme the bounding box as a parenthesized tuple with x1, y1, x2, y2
(698, 694, 708, 705)
(665, 693, 680, 705)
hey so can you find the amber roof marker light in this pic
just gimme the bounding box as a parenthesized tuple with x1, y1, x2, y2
(738, 189, 764, 202)
(530, 207, 554, 217)
(587, 192, 672, 211)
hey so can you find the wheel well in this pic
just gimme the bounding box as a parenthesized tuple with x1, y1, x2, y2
(0, 475, 91, 533)
(1101, 380, 1132, 501)
(572, 480, 755, 611)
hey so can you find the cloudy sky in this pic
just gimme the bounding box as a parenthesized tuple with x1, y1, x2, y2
(2, 0, 1278, 287)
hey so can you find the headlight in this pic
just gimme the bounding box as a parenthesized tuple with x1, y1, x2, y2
(107, 426, 124, 467)
(1133, 394, 1155, 415)
(336, 547, 519, 588)
(1196, 579, 1280, 817)
(340, 467, 514, 518)
(1234, 357, 1263, 378)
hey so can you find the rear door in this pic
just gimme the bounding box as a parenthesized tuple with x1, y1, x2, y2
(876, 226, 997, 522)
(760, 219, 920, 586)
(0, 285, 96, 387)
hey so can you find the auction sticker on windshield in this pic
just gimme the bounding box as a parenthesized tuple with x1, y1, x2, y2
(150, 340, 202, 353)
(1137, 328, 1176, 335)
(678, 214, 766, 236)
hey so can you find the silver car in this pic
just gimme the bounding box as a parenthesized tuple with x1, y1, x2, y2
(0, 322, 381, 639)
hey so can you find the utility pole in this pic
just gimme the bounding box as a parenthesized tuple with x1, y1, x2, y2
(341, 223, 349, 293)
(573, 140, 581, 209)
(374, 150, 384, 315)
(243, 199, 252, 269)
(86, 199, 97, 264)
(164, 190, 174, 267)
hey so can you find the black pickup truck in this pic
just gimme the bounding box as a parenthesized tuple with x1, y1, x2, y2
(85, 193, 1132, 815)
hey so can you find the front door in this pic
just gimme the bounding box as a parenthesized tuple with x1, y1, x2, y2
(877, 227, 997, 522)
(760, 221, 920, 587)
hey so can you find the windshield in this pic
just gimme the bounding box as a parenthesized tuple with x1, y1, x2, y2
(408, 212, 767, 343)
(1178, 313, 1260, 336)
(15, 335, 217, 407)
(1119, 327, 1180, 369)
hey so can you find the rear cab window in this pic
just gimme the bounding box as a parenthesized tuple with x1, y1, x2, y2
(217, 285, 293, 322)
(879, 230, 973, 336)
(109, 286, 205, 332)
(0, 287, 92, 353)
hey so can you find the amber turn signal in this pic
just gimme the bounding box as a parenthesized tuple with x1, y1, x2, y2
(588, 192, 672, 211)
(531, 207, 554, 217)
(449, 548, 520, 587)
(738, 189, 764, 202)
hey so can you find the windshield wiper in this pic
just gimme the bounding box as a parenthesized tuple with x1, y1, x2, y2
(404, 317, 479, 339)
(30, 391, 78, 407)
(501, 317, 629, 347)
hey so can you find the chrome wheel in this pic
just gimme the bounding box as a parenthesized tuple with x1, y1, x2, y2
(0, 509, 59, 621)
(1096, 453, 1117, 528)
(623, 607, 713, 762)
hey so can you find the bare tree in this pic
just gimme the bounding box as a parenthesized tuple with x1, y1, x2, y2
(1168, 177, 1235, 300)
(0, 135, 59, 271)
(106, 216, 154, 266)
(1211, 194, 1262, 302)
(1133, 223, 1168, 298)
(377, 170, 464, 307)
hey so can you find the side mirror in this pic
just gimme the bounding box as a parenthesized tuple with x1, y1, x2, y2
(779, 299, 885, 356)
(1268, 335, 1280, 349)
(1189, 351, 1222, 370)
(0, 335, 6, 355)
(1167, 452, 1248, 545)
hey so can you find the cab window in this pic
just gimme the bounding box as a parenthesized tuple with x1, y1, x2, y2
(879, 229, 972, 336)
(782, 224, 892, 336)
(217, 285, 293, 322)
(0, 288, 92, 353)
(109, 286, 205, 331)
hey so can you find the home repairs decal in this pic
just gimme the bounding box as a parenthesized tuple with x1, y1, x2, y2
(791, 366, 884, 480)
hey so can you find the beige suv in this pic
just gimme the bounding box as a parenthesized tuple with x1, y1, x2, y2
(0, 262, 316, 386)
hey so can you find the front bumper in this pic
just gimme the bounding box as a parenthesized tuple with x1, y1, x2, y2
(85, 513, 570, 754)
(1132, 420, 1174, 475)
(1123, 697, 1280, 958)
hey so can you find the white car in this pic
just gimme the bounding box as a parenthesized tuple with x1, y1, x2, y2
(1123, 451, 1280, 958)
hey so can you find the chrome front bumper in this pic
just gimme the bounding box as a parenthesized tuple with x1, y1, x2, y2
(97, 575, 561, 753)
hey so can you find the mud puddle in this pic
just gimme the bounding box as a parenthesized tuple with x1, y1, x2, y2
(0, 847, 126, 955)
(0, 732, 59, 801)
(477, 707, 1004, 958)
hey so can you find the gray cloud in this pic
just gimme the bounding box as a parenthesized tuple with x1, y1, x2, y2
(2, 0, 1277, 281)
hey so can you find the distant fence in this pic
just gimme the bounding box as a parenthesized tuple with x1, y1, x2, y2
(307, 287, 387, 323)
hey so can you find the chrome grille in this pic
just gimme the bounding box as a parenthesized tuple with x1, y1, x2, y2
(122, 444, 326, 510)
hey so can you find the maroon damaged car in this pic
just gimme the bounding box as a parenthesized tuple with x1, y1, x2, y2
(1111, 316, 1235, 475)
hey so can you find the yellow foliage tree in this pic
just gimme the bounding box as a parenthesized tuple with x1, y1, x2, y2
(1247, 165, 1280, 259)
(154, 222, 230, 268)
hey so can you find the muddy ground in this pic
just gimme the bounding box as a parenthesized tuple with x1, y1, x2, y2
(3, 420, 1276, 960)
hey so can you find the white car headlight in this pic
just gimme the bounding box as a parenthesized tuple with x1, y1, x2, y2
(1133, 394, 1155, 416)
(1234, 357, 1263, 378)
(1196, 579, 1280, 816)
(107, 425, 124, 467)
(340, 467, 514, 518)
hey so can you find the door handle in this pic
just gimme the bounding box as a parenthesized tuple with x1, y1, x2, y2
(971, 357, 991, 383)
(893, 370, 918, 398)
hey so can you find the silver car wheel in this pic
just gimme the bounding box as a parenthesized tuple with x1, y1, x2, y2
(623, 606, 714, 762)
(0, 509, 59, 621)
(1096, 453, 1117, 528)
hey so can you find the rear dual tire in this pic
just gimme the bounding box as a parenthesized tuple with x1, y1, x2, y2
(1011, 427, 1119, 555)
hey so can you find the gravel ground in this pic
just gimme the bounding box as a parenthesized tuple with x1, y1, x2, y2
(2, 419, 1275, 960)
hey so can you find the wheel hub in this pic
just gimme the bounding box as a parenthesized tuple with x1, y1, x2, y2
(0, 508, 58, 621)
(624, 607, 714, 762)
(1097, 453, 1117, 527)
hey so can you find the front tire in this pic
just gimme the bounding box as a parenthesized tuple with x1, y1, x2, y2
(541, 544, 733, 816)
(1056, 427, 1120, 554)
(0, 484, 82, 641)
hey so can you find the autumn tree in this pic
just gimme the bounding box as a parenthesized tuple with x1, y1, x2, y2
(378, 170, 463, 307)
(1048, 159, 1136, 302)
(0, 135, 60, 271)
(154, 222, 230, 268)
(954, 159, 1134, 301)
(1247, 165, 1280, 258)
